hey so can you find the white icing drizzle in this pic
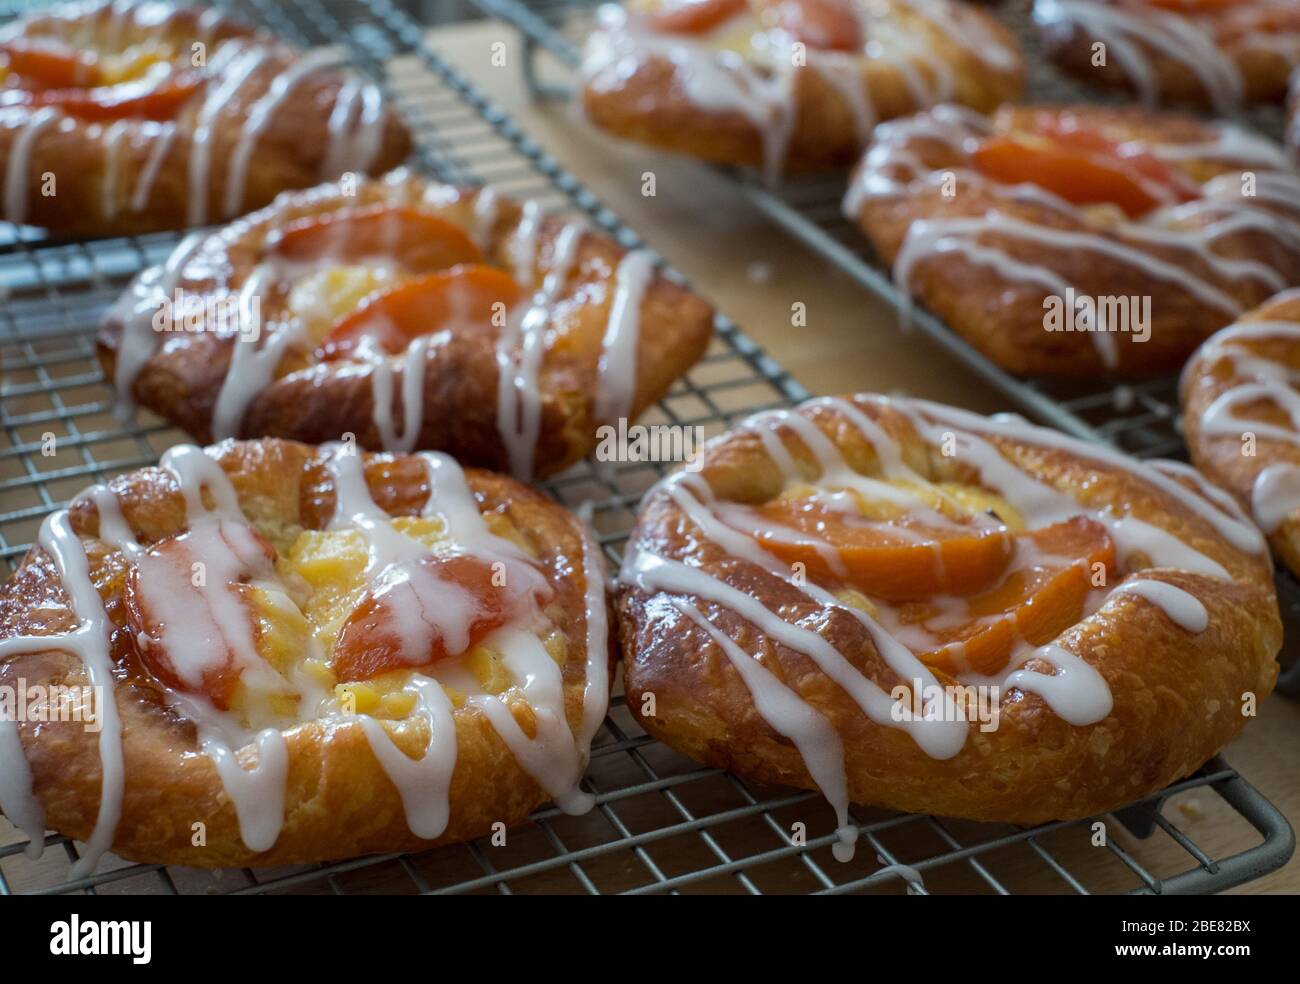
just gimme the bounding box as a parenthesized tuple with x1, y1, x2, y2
(1112, 578, 1209, 633)
(0, 510, 125, 877)
(131, 121, 176, 214)
(675, 599, 859, 863)
(1033, 0, 1248, 114)
(1004, 644, 1113, 726)
(211, 265, 304, 441)
(594, 249, 655, 424)
(369, 336, 431, 453)
(108, 231, 207, 416)
(100, 120, 130, 221)
(471, 186, 499, 251)
(186, 43, 270, 227)
(1192, 315, 1300, 533)
(355, 675, 456, 839)
(1253, 463, 1300, 534)
(154, 445, 292, 853)
(496, 219, 586, 478)
(222, 49, 341, 218)
(4, 107, 63, 225)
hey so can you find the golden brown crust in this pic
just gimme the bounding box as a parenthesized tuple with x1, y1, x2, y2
(95, 170, 715, 479)
(0, 1, 410, 237)
(0, 438, 614, 868)
(1035, 0, 1300, 109)
(1182, 290, 1300, 577)
(579, 0, 1024, 173)
(847, 104, 1300, 376)
(617, 394, 1281, 824)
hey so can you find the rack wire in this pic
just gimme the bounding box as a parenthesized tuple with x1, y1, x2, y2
(0, 0, 1293, 894)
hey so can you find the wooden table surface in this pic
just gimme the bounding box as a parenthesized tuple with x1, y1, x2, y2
(425, 20, 1300, 894)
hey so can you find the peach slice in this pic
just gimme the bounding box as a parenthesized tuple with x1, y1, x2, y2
(0, 38, 102, 88)
(753, 496, 1015, 601)
(920, 517, 1116, 676)
(773, 0, 863, 52)
(331, 552, 539, 682)
(645, 0, 748, 34)
(972, 116, 1200, 219)
(270, 205, 484, 275)
(124, 523, 277, 710)
(317, 264, 521, 359)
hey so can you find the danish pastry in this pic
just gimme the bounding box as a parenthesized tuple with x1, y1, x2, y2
(844, 103, 1300, 376)
(579, 0, 1024, 181)
(97, 169, 714, 480)
(0, 0, 410, 237)
(0, 438, 613, 870)
(617, 394, 1279, 855)
(1182, 289, 1300, 579)
(1033, 0, 1300, 113)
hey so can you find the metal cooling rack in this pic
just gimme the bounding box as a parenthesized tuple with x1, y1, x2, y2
(0, 0, 1293, 894)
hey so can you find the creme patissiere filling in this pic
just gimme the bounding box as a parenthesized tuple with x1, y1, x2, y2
(0, 442, 610, 875)
(111, 186, 659, 480)
(622, 395, 1265, 861)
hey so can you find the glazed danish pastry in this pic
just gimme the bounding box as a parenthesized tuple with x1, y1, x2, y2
(1033, 0, 1300, 113)
(617, 395, 1279, 851)
(0, 438, 612, 870)
(1182, 289, 1300, 579)
(97, 169, 714, 480)
(844, 103, 1300, 375)
(0, 0, 410, 237)
(579, 0, 1024, 181)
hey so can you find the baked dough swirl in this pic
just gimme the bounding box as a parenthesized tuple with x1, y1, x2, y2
(617, 394, 1279, 856)
(844, 103, 1300, 375)
(0, 0, 410, 236)
(0, 439, 613, 870)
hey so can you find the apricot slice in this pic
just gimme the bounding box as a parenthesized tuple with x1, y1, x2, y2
(124, 522, 278, 710)
(270, 205, 484, 275)
(645, 0, 748, 34)
(332, 552, 540, 682)
(972, 117, 1199, 219)
(318, 264, 521, 358)
(773, 0, 863, 52)
(920, 517, 1116, 676)
(0, 38, 102, 89)
(752, 496, 1014, 601)
(27, 73, 202, 120)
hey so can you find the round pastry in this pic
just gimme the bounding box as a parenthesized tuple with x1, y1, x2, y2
(0, 0, 410, 237)
(1182, 289, 1300, 578)
(844, 103, 1300, 376)
(1033, 0, 1300, 114)
(617, 394, 1279, 851)
(579, 0, 1024, 181)
(97, 169, 715, 480)
(0, 438, 612, 871)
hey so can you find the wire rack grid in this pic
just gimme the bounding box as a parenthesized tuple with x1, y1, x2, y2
(0, 0, 1293, 895)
